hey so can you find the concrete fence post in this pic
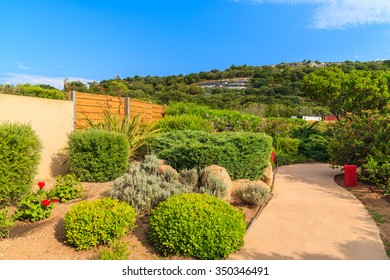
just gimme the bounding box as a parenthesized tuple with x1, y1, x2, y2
(70, 91, 77, 130)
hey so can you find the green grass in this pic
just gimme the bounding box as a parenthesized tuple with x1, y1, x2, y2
(366, 207, 386, 224)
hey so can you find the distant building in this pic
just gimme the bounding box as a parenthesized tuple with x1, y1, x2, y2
(197, 78, 250, 89)
(302, 116, 322, 121)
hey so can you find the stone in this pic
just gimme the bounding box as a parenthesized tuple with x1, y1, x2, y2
(157, 165, 179, 179)
(201, 165, 233, 202)
(261, 161, 273, 187)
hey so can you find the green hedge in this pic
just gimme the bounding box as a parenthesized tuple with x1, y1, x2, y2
(0, 123, 42, 207)
(148, 193, 246, 259)
(152, 114, 214, 132)
(68, 129, 129, 182)
(147, 130, 272, 180)
(273, 136, 300, 156)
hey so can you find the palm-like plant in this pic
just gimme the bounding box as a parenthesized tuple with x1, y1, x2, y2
(86, 111, 158, 158)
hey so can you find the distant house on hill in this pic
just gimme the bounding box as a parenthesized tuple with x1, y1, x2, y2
(197, 78, 250, 89)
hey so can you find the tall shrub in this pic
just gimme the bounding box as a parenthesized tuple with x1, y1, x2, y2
(152, 114, 214, 132)
(147, 130, 272, 180)
(68, 129, 129, 182)
(0, 123, 42, 207)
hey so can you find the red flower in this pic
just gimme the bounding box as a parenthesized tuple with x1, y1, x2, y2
(38, 181, 45, 188)
(42, 200, 51, 207)
(52, 199, 60, 203)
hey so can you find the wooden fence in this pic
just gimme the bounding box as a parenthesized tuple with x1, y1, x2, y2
(69, 91, 165, 129)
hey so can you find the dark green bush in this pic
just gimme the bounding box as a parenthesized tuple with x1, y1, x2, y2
(153, 114, 214, 132)
(274, 153, 307, 166)
(64, 198, 136, 250)
(147, 130, 273, 180)
(148, 193, 246, 260)
(300, 134, 330, 162)
(68, 129, 129, 182)
(0, 123, 42, 207)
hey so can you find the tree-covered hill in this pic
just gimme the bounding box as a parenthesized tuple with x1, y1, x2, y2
(2, 60, 390, 118)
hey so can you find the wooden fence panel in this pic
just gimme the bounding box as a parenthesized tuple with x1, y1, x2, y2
(70, 92, 165, 129)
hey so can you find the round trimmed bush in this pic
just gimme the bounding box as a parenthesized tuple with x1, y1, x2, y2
(64, 198, 136, 250)
(148, 193, 246, 259)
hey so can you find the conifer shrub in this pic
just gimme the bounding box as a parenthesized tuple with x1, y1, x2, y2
(147, 130, 272, 180)
(110, 155, 194, 213)
(0, 122, 42, 207)
(64, 198, 136, 250)
(68, 129, 129, 182)
(148, 193, 246, 260)
(237, 183, 269, 206)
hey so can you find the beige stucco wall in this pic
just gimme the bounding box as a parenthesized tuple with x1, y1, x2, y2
(0, 94, 74, 179)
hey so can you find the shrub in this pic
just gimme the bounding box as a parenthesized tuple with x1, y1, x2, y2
(237, 183, 269, 206)
(148, 193, 246, 260)
(178, 168, 199, 190)
(153, 114, 214, 132)
(147, 130, 273, 180)
(68, 129, 129, 182)
(263, 117, 306, 138)
(110, 155, 194, 213)
(274, 153, 307, 166)
(0, 207, 14, 239)
(360, 153, 390, 195)
(0, 123, 42, 207)
(86, 111, 158, 158)
(329, 111, 389, 167)
(98, 240, 131, 260)
(14, 192, 54, 222)
(199, 174, 228, 199)
(165, 102, 263, 132)
(48, 174, 84, 203)
(300, 134, 330, 162)
(64, 198, 136, 250)
(273, 136, 300, 156)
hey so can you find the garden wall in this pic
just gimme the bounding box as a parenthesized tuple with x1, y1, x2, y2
(0, 94, 74, 179)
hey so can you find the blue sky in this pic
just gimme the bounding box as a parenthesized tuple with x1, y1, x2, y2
(1, 0, 390, 89)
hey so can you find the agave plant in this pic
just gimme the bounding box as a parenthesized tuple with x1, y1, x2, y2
(86, 110, 158, 158)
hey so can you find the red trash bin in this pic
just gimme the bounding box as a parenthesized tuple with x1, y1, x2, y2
(271, 151, 275, 163)
(344, 165, 357, 187)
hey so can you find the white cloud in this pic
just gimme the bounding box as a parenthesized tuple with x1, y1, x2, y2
(234, 0, 390, 29)
(0, 73, 95, 90)
(16, 63, 33, 70)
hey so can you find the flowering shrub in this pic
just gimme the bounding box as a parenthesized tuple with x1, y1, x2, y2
(14, 181, 54, 222)
(14, 193, 53, 222)
(48, 174, 84, 203)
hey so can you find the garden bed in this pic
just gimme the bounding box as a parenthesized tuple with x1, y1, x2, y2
(0, 179, 261, 260)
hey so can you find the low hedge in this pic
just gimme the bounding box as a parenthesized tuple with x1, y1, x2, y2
(147, 130, 272, 180)
(68, 129, 129, 182)
(0, 123, 42, 207)
(148, 193, 246, 260)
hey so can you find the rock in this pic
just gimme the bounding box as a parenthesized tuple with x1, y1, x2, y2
(200, 165, 233, 202)
(157, 165, 179, 179)
(261, 161, 273, 187)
